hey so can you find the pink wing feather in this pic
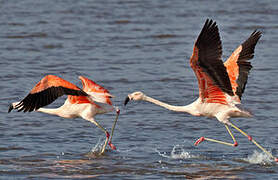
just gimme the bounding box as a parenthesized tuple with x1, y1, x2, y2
(79, 76, 113, 105)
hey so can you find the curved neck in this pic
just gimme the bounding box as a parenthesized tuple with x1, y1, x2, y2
(143, 95, 196, 114)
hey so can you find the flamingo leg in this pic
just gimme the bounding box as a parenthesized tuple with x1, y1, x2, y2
(108, 108, 120, 150)
(91, 120, 110, 154)
(194, 124, 238, 147)
(225, 125, 238, 146)
(229, 122, 277, 161)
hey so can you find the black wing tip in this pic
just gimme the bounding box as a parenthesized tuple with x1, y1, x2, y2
(8, 102, 30, 113)
(196, 19, 220, 47)
(8, 104, 13, 113)
(235, 30, 262, 99)
(239, 29, 262, 62)
(203, 19, 218, 32)
(124, 97, 130, 106)
(204, 18, 217, 28)
(246, 29, 262, 45)
(11, 87, 88, 114)
(196, 19, 234, 96)
(251, 29, 262, 37)
(249, 30, 262, 43)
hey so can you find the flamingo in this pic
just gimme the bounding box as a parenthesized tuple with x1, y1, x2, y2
(124, 19, 277, 162)
(8, 75, 120, 154)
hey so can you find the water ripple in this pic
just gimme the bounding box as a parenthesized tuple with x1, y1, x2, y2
(1, 0, 278, 179)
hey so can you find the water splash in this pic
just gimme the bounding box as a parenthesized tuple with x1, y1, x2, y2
(84, 139, 107, 158)
(156, 145, 194, 160)
(243, 150, 274, 165)
(90, 138, 105, 153)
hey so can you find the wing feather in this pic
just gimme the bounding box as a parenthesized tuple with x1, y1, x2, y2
(224, 30, 262, 100)
(190, 19, 233, 104)
(79, 76, 113, 105)
(14, 75, 88, 112)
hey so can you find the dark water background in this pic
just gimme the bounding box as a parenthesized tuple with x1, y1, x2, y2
(1, 0, 278, 179)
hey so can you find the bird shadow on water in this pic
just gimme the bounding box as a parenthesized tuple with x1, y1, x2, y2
(0, 142, 276, 179)
(0, 138, 120, 179)
(27, 143, 118, 179)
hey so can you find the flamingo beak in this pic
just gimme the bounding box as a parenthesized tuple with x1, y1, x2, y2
(124, 96, 130, 106)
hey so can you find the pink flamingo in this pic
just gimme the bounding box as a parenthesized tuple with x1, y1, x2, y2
(9, 75, 120, 154)
(124, 19, 277, 162)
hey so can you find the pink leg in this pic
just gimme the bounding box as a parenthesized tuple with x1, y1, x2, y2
(108, 108, 120, 150)
(194, 136, 237, 147)
(106, 131, 110, 139)
(194, 137, 205, 146)
(108, 141, 117, 150)
(194, 125, 238, 147)
(105, 131, 116, 150)
(229, 122, 278, 162)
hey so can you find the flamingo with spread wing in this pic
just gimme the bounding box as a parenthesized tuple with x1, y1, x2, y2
(124, 19, 277, 161)
(9, 75, 119, 154)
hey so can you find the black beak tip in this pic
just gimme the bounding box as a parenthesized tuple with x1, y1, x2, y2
(8, 104, 13, 113)
(124, 97, 130, 106)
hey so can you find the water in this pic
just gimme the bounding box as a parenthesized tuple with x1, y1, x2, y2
(1, 0, 278, 179)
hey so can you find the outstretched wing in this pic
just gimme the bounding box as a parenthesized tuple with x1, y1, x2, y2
(190, 19, 234, 104)
(79, 76, 114, 105)
(224, 30, 262, 101)
(13, 75, 87, 112)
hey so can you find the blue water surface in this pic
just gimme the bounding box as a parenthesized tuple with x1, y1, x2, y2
(1, 0, 278, 179)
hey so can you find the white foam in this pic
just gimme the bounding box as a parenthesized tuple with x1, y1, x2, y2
(243, 150, 274, 165)
(156, 145, 193, 160)
(90, 138, 104, 153)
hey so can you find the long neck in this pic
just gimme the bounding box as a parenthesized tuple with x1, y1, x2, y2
(36, 107, 62, 116)
(143, 95, 196, 114)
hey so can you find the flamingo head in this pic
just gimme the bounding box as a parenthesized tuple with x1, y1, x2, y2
(124, 91, 145, 105)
